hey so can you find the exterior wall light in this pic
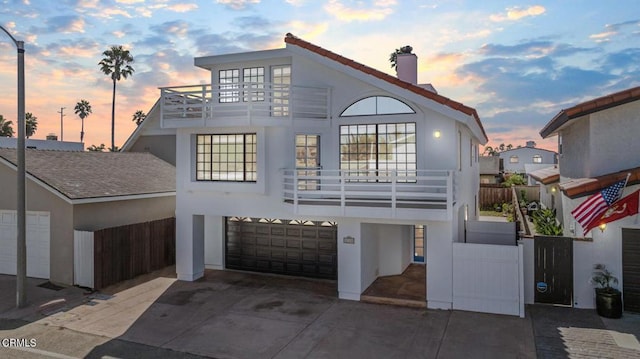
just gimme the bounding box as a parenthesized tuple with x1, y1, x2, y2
(551, 186, 556, 193)
(433, 130, 441, 138)
(599, 223, 607, 232)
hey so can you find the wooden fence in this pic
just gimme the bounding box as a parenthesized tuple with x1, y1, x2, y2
(480, 185, 540, 209)
(93, 217, 175, 290)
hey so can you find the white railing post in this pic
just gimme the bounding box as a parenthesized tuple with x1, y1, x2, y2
(340, 170, 346, 215)
(160, 88, 165, 128)
(447, 171, 454, 210)
(293, 170, 299, 212)
(201, 85, 207, 126)
(391, 170, 397, 218)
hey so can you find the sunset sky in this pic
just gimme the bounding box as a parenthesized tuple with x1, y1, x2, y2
(0, 0, 638, 151)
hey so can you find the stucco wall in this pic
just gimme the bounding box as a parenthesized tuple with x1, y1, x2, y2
(558, 115, 591, 179)
(128, 135, 176, 166)
(360, 223, 379, 292)
(73, 195, 175, 231)
(0, 164, 74, 285)
(426, 221, 454, 309)
(587, 100, 640, 177)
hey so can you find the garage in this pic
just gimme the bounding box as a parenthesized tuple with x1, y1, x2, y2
(0, 210, 50, 279)
(622, 228, 640, 313)
(225, 217, 337, 279)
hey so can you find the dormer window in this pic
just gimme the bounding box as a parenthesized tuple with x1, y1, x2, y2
(340, 96, 414, 117)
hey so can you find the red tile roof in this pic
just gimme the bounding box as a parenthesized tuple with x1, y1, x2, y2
(559, 166, 640, 198)
(284, 33, 488, 142)
(529, 166, 559, 185)
(540, 86, 640, 138)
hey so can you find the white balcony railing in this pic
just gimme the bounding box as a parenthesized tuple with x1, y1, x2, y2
(160, 83, 330, 127)
(282, 169, 455, 217)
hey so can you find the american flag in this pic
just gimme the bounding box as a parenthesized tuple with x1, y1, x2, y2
(571, 179, 626, 231)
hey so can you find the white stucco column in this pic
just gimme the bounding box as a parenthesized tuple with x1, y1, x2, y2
(204, 215, 225, 270)
(337, 219, 362, 300)
(426, 222, 453, 310)
(176, 213, 205, 281)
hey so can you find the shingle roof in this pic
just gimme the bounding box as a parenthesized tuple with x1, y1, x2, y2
(0, 149, 175, 201)
(540, 86, 640, 138)
(528, 166, 559, 185)
(284, 33, 488, 142)
(559, 166, 640, 198)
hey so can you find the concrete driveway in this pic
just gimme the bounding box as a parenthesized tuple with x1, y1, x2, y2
(0, 269, 537, 358)
(8, 268, 637, 358)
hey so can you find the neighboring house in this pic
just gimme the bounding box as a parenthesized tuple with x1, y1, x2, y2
(0, 137, 83, 151)
(121, 100, 177, 165)
(539, 86, 640, 312)
(479, 156, 501, 184)
(0, 149, 176, 285)
(160, 33, 488, 310)
(498, 141, 557, 175)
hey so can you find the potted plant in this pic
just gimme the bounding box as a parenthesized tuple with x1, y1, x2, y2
(590, 264, 622, 318)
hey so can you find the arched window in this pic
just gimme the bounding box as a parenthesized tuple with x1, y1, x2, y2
(510, 155, 519, 163)
(340, 96, 414, 117)
(532, 154, 542, 163)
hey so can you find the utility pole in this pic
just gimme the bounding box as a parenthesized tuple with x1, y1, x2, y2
(1, 25, 27, 308)
(58, 107, 66, 141)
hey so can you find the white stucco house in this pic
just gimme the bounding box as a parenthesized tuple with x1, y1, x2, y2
(499, 141, 557, 175)
(539, 86, 640, 313)
(162, 33, 488, 310)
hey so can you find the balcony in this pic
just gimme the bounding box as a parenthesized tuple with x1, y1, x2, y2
(160, 83, 330, 128)
(282, 169, 456, 221)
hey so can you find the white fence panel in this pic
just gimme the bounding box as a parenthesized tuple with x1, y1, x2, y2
(74, 230, 94, 288)
(453, 242, 524, 317)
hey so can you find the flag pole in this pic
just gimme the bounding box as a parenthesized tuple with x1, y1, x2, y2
(612, 172, 631, 205)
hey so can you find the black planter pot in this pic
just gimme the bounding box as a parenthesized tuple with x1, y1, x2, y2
(595, 288, 622, 319)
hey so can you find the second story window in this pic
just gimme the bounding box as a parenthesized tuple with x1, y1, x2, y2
(272, 65, 291, 116)
(510, 155, 519, 163)
(196, 134, 257, 182)
(533, 154, 542, 163)
(243, 67, 264, 102)
(219, 69, 239, 103)
(340, 96, 414, 117)
(340, 123, 416, 182)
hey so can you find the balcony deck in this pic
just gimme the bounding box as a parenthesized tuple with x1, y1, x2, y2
(160, 83, 330, 128)
(282, 169, 455, 221)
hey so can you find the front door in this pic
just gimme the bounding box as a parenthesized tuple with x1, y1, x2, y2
(534, 235, 573, 306)
(296, 134, 320, 190)
(414, 225, 425, 262)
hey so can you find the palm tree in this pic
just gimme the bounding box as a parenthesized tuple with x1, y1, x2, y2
(74, 99, 92, 142)
(25, 112, 37, 138)
(0, 114, 14, 137)
(87, 143, 106, 152)
(99, 45, 134, 151)
(132, 110, 146, 126)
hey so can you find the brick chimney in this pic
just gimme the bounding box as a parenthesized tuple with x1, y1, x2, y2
(396, 46, 417, 85)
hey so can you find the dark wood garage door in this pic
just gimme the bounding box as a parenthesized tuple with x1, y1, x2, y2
(622, 228, 640, 313)
(225, 217, 337, 280)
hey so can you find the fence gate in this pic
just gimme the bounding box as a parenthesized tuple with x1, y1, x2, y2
(534, 235, 573, 305)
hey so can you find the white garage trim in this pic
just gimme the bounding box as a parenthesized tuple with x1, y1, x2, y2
(0, 210, 50, 279)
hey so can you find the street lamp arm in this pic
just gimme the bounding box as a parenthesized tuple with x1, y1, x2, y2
(0, 25, 18, 45)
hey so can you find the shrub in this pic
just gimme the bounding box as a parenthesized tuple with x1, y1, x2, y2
(532, 208, 563, 235)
